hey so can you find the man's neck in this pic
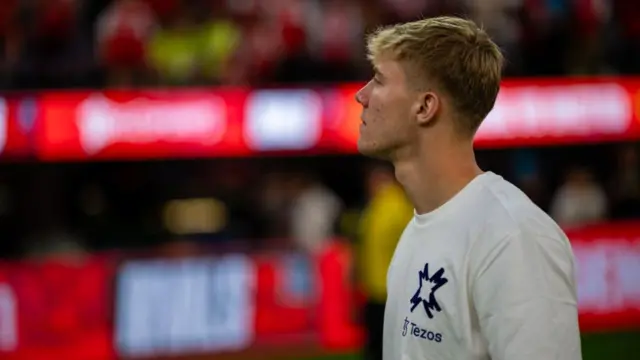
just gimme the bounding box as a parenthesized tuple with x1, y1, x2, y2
(392, 141, 482, 215)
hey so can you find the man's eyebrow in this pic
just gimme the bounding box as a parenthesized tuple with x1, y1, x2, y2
(373, 67, 384, 78)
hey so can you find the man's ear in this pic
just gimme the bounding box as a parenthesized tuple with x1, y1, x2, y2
(415, 92, 439, 126)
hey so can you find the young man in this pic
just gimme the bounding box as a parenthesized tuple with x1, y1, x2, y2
(355, 16, 582, 360)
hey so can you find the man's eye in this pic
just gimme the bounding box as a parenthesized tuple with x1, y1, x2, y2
(373, 77, 382, 84)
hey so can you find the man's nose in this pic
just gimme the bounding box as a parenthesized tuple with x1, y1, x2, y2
(355, 87, 367, 106)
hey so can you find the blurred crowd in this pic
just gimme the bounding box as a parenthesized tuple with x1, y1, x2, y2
(0, 142, 637, 261)
(0, 3, 637, 358)
(0, 0, 637, 271)
(0, 0, 639, 90)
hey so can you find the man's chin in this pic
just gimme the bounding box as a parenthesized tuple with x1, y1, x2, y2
(357, 141, 391, 160)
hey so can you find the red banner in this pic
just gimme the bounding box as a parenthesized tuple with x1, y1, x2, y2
(0, 95, 35, 159)
(253, 254, 317, 344)
(478, 78, 640, 147)
(0, 257, 115, 360)
(0, 77, 633, 160)
(253, 248, 363, 350)
(566, 222, 640, 332)
(0, 222, 637, 359)
(338, 78, 640, 149)
(33, 88, 345, 160)
(35, 90, 250, 160)
(313, 224, 640, 349)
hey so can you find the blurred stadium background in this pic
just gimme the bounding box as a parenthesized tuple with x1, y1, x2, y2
(0, 0, 638, 359)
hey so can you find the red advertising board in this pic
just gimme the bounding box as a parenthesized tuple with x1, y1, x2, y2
(253, 254, 317, 343)
(34, 88, 345, 160)
(566, 222, 640, 332)
(1, 77, 634, 161)
(35, 90, 251, 160)
(114, 255, 257, 358)
(252, 249, 362, 349)
(337, 77, 640, 149)
(478, 78, 640, 147)
(110, 223, 640, 358)
(0, 257, 114, 360)
(0, 223, 637, 359)
(0, 95, 36, 159)
(314, 225, 640, 349)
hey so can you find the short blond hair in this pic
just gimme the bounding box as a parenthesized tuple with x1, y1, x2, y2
(367, 16, 503, 135)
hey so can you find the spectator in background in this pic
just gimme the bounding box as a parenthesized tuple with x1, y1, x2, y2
(381, 0, 465, 23)
(357, 163, 412, 360)
(95, 0, 156, 87)
(567, 0, 611, 74)
(304, 0, 365, 81)
(13, 0, 94, 89)
(289, 172, 342, 255)
(0, 0, 19, 87)
(550, 166, 608, 228)
(511, 149, 548, 208)
(223, 2, 289, 85)
(145, 0, 241, 86)
(610, 144, 640, 219)
(145, 1, 200, 85)
(19, 168, 89, 261)
(257, 172, 291, 242)
(196, 2, 241, 84)
(611, 0, 640, 73)
(520, 0, 571, 75)
(466, 0, 524, 74)
(24, 230, 87, 261)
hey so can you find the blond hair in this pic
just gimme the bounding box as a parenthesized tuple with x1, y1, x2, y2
(367, 16, 503, 135)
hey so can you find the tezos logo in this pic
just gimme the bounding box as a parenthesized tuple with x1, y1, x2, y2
(402, 317, 442, 343)
(410, 262, 448, 319)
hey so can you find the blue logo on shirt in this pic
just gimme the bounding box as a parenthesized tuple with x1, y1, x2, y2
(409, 263, 448, 319)
(402, 317, 442, 343)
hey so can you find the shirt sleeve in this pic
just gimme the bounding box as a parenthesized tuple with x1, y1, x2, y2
(471, 230, 582, 360)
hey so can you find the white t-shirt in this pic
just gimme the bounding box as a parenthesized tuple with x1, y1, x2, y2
(384, 172, 581, 360)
